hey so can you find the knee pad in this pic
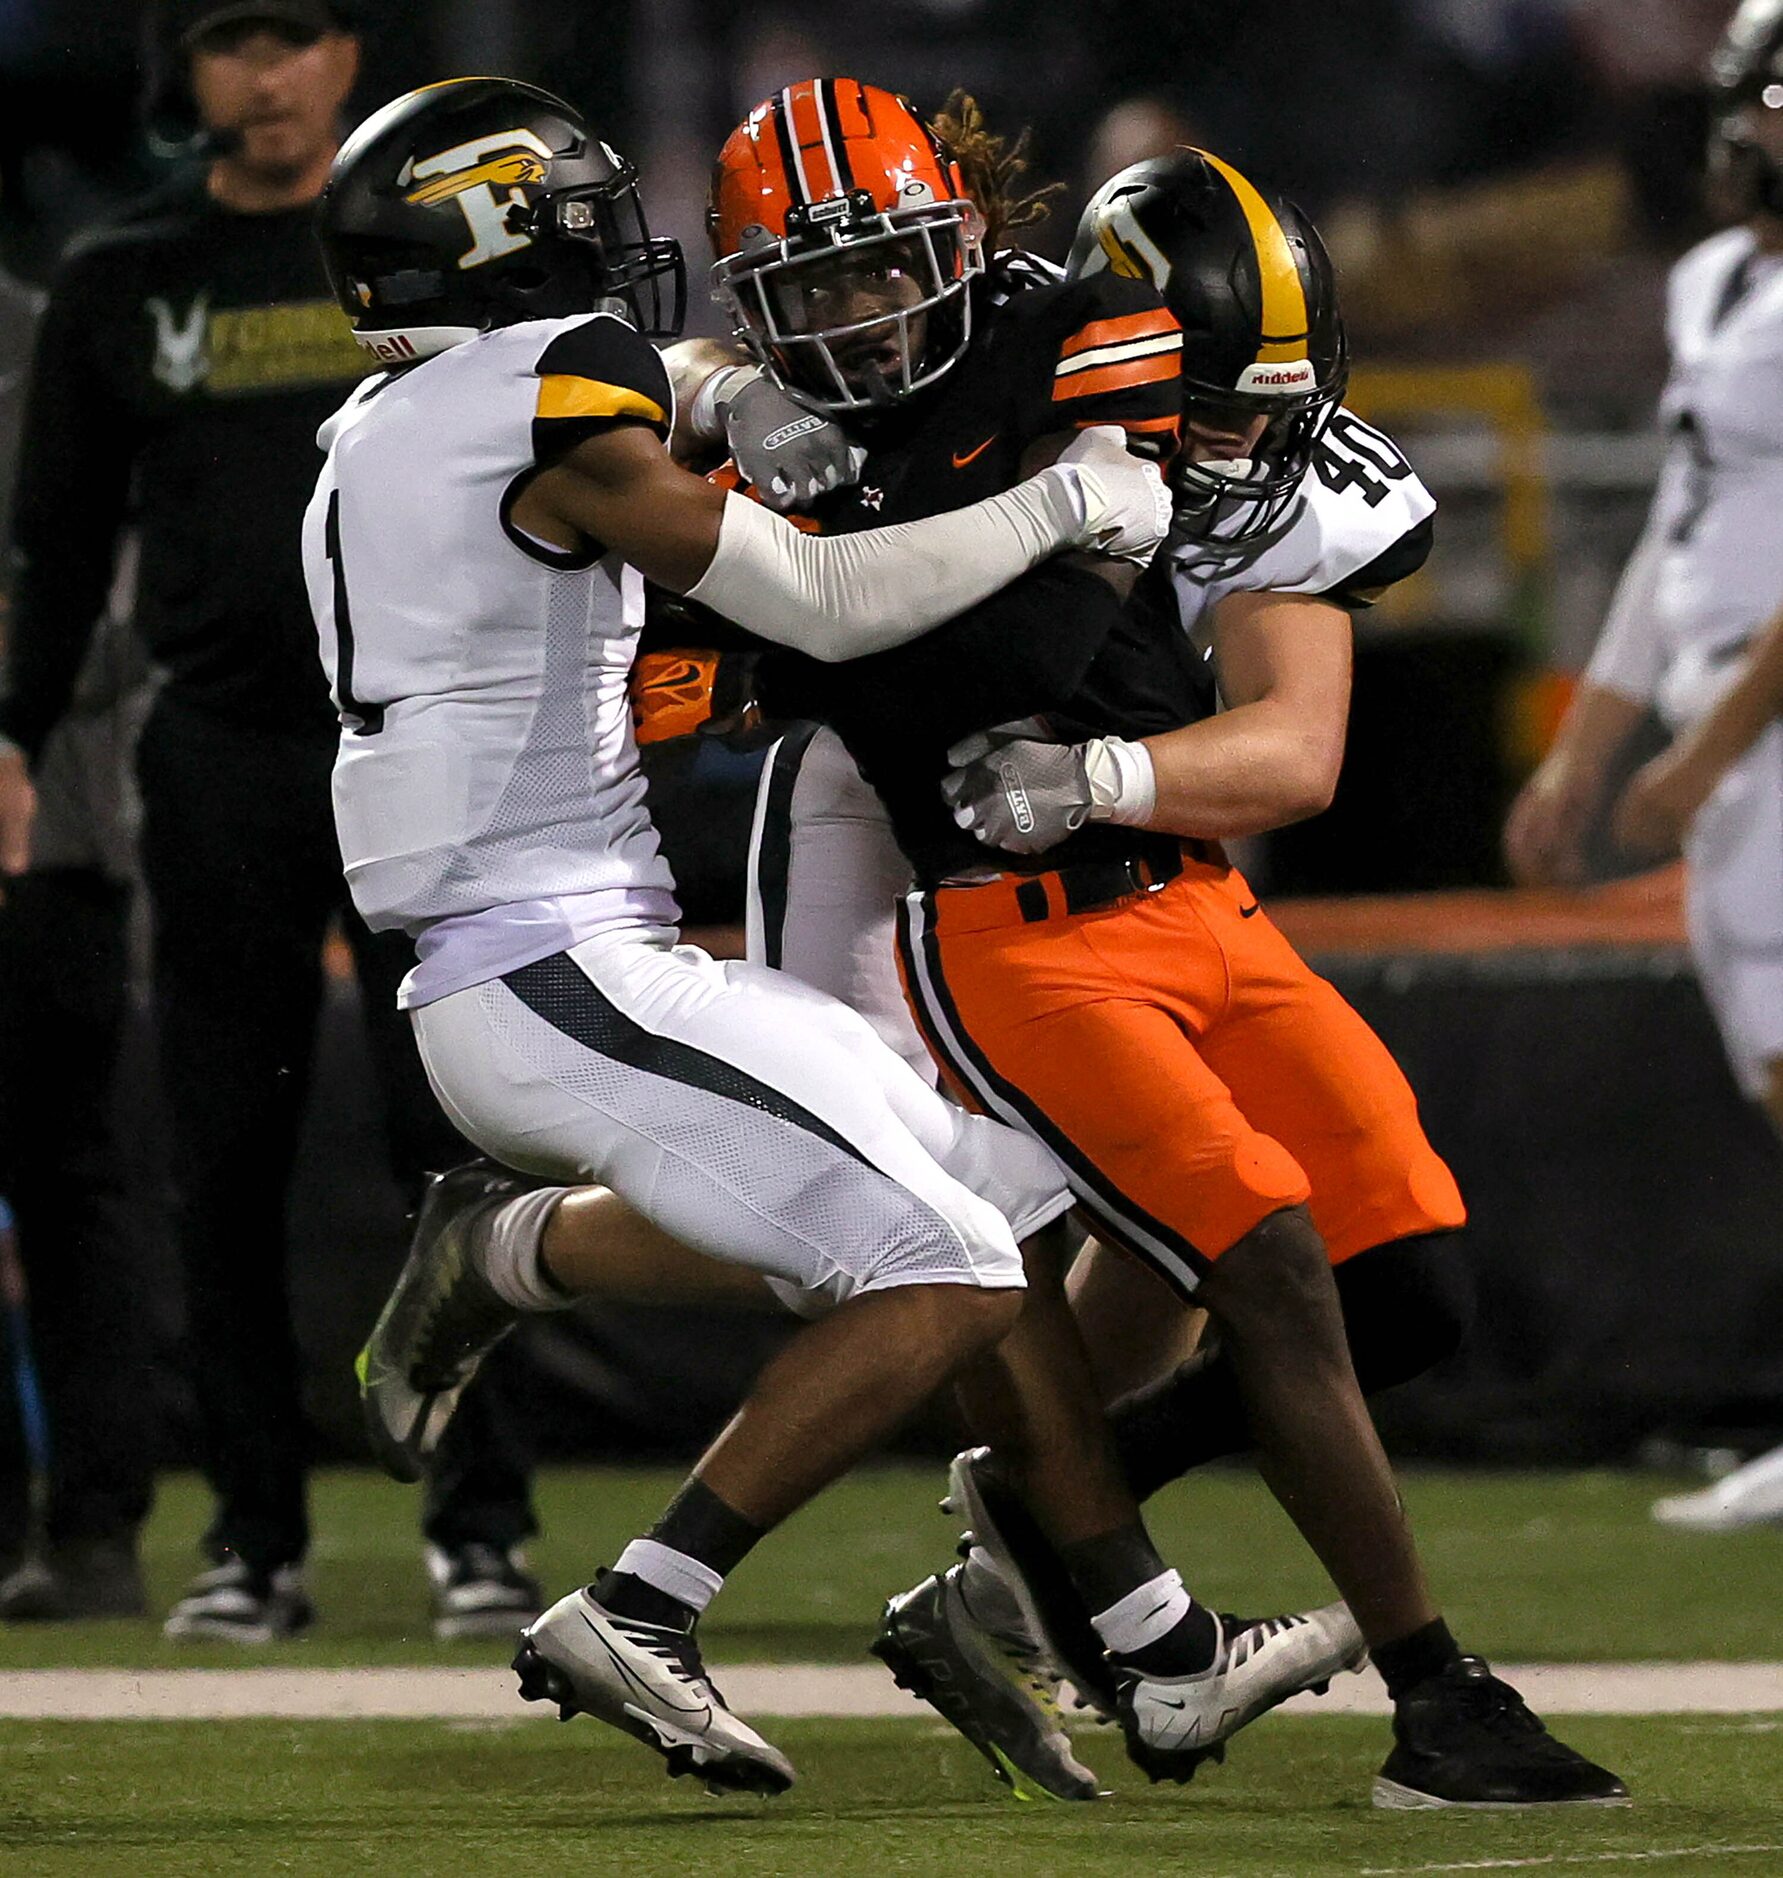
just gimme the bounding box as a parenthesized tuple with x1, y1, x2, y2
(1334, 1233, 1474, 1393)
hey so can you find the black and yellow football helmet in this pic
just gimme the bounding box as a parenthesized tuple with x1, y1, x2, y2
(317, 78, 685, 365)
(1068, 148, 1347, 547)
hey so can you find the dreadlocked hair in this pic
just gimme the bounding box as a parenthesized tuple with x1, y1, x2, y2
(928, 90, 1065, 255)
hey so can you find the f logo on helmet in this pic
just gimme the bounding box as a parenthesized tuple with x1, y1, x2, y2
(402, 128, 554, 270)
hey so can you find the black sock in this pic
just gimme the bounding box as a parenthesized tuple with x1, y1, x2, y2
(648, 1477, 766, 1578)
(1058, 1523, 1217, 1674)
(592, 1478, 765, 1630)
(1118, 1607, 1220, 1677)
(1373, 1617, 1462, 1700)
(590, 1570, 697, 1629)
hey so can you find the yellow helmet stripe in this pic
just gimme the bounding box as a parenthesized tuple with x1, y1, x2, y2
(1195, 148, 1309, 365)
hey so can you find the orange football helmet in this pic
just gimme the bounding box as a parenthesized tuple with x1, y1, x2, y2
(708, 79, 984, 413)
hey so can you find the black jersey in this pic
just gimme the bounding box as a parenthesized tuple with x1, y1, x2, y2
(0, 176, 373, 760)
(740, 265, 1204, 882)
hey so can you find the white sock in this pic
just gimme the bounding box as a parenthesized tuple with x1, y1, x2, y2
(479, 1187, 575, 1312)
(613, 1538, 724, 1614)
(1090, 1568, 1193, 1657)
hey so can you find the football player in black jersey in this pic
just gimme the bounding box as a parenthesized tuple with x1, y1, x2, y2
(672, 120, 1625, 1811)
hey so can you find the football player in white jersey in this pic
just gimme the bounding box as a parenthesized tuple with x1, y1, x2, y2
(653, 143, 1613, 1808)
(304, 77, 1347, 1798)
(1510, 1, 1783, 1532)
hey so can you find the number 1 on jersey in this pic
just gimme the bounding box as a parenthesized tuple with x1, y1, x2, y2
(325, 488, 385, 736)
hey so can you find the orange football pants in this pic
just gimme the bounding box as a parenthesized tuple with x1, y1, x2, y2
(895, 851, 1466, 1296)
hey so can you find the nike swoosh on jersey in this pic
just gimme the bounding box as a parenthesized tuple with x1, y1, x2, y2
(1239, 903, 1261, 918)
(951, 435, 999, 468)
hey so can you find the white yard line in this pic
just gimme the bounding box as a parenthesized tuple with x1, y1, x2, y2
(1360, 1847, 1783, 1875)
(0, 1662, 1780, 1722)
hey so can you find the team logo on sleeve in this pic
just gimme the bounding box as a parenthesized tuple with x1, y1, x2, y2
(399, 128, 553, 270)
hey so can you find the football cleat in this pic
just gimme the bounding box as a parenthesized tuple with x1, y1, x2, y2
(1651, 1444, 1783, 1532)
(514, 1587, 796, 1796)
(427, 1542, 543, 1642)
(1116, 1604, 1368, 1785)
(357, 1160, 533, 1484)
(1373, 1656, 1630, 1809)
(163, 1559, 313, 1644)
(872, 1563, 1102, 1802)
(941, 1447, 1120, 1718)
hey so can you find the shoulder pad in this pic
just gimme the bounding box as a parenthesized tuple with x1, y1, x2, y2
(1174, 410, 1434, 607)
(532, 314, 673, 440)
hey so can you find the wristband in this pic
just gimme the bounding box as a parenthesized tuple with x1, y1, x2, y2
(1082, 736, 1156, 826)
(688, 364, 759, 444)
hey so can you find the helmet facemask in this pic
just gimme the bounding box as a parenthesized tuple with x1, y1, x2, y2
(713, 190, 984, 413)
(513, 165, 687, 335)
(1172, 341, 1349, 549)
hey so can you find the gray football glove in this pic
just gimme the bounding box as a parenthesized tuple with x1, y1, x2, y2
(720, 367, 867, 512)
(941, 727, 1096, 856)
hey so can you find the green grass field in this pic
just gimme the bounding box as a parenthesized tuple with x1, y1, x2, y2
(2, 1463, 1778, 1669)
(5, 1715, 1782, 1877)
(2, 1466, 1781, 1876)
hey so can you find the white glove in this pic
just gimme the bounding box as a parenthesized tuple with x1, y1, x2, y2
(1050, 425, 1174, 565)
(714, 365, 867, 512)
(941, 723, 1157, 855)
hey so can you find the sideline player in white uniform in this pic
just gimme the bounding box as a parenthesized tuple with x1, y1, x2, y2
(702, 144, 1618, 1809)
(1505, 3, 1783, 1532)
(304, 77, 1193, 1794)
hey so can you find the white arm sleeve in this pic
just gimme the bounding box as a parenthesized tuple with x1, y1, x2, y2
(683, 469, 1090, 661)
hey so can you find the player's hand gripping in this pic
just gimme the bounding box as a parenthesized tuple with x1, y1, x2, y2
(1051, 425, 1174, 565)
(943, 722, 1152, 856)
(718, 366, 867, 511)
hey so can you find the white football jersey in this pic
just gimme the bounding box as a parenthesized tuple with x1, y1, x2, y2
(304, 312, 679, 1004)
(1166, 408, 1436, 642)
(1651, 227, 1783, 648)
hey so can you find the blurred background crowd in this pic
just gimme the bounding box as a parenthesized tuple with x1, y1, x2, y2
(0, 0, 1777, 1631)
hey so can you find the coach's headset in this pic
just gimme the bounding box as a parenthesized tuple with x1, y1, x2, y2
(141, 0, 357, 161)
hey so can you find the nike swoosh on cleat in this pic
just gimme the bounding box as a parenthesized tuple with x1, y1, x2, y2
(952, 435, 998, 468)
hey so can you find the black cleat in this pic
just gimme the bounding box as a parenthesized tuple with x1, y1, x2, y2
(357, 1160, 535, 1483)
(872, 1564, 1102, 1801)
(942, 1448, 1120, 1718)
(1374, 1656, 1631, 1809)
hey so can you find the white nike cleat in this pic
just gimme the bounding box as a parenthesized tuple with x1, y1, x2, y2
(513, 1588, 796, 1796)
(1116, 1603, 1368, 1784)
(1652, 1444, 1783, 1531)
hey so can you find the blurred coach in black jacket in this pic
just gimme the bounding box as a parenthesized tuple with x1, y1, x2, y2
(0, 0, 540, 1641)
